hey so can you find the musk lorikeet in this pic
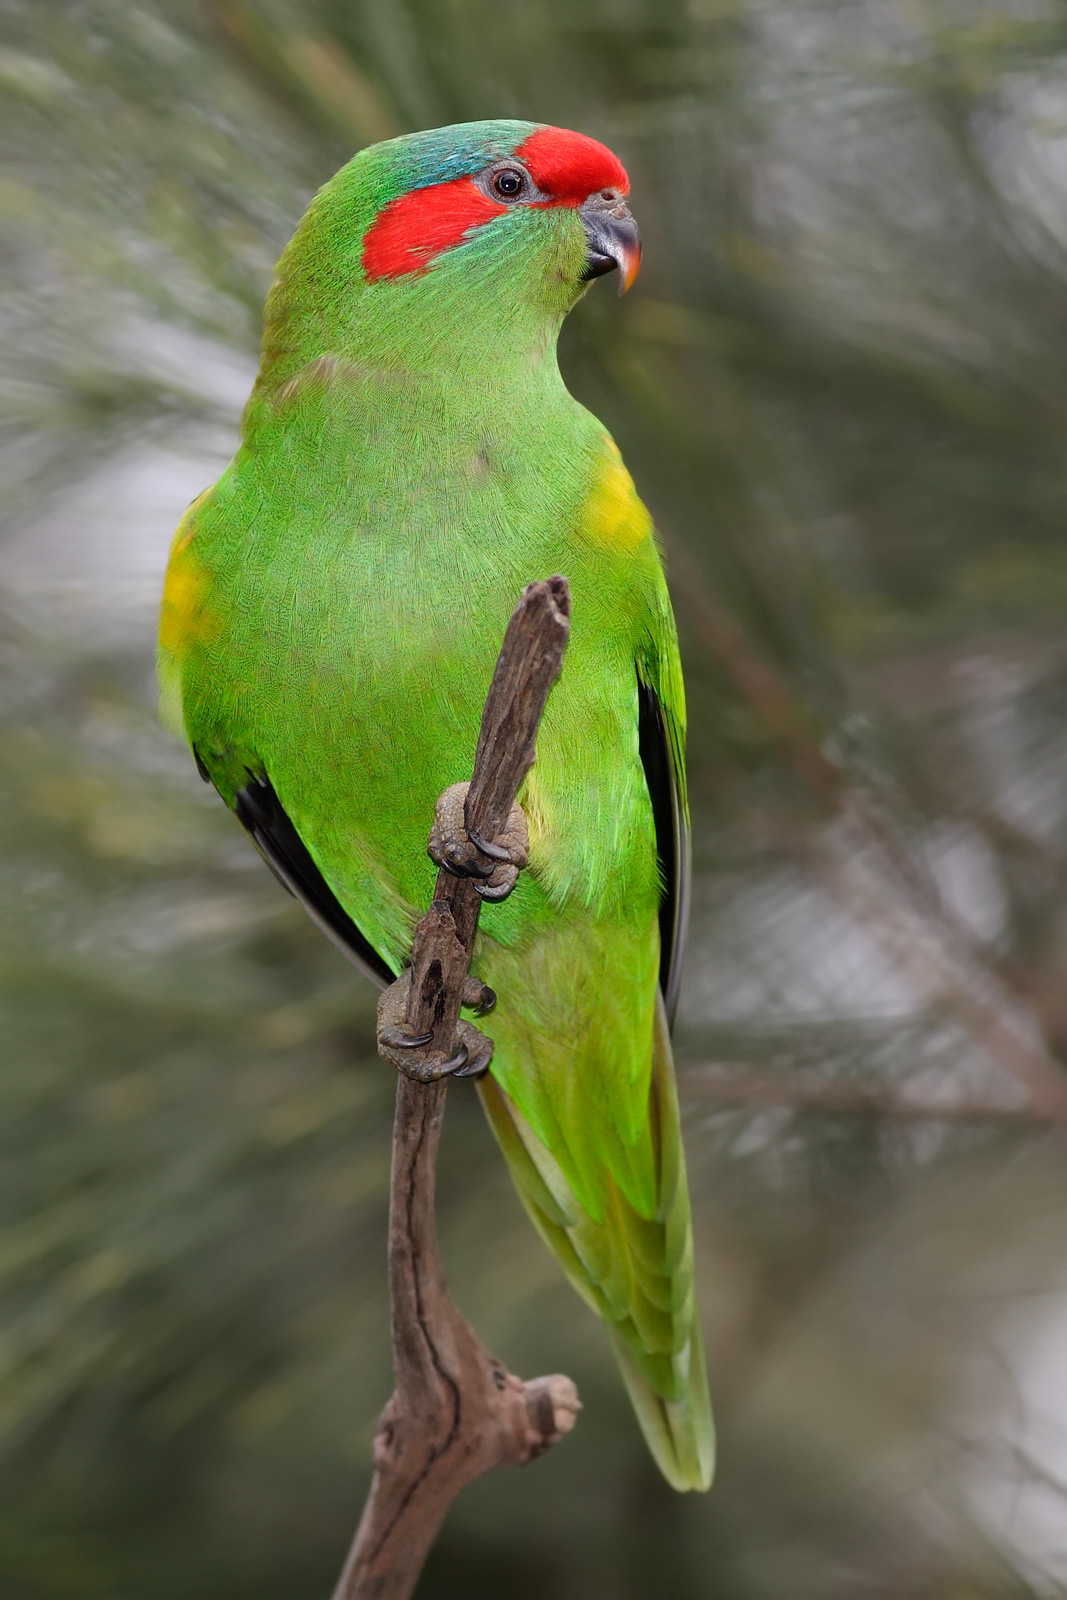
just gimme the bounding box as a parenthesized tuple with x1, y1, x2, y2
(158, 120, 714, 1492)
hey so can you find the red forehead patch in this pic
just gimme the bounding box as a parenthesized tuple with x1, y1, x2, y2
(515, 126, 629, 204)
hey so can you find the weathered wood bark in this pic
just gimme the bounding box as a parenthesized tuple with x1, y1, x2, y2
(331, 577, 580, 1600)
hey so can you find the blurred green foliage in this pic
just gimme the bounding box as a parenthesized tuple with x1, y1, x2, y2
(4, 0, 1067, 1595)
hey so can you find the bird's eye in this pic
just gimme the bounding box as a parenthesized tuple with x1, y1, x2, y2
(492, 168, 526, 200)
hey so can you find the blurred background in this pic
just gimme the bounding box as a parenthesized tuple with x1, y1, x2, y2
(4, 0, 1067, 1594)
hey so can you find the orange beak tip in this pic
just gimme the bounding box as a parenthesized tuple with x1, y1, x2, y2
(619, 244, 642, 295)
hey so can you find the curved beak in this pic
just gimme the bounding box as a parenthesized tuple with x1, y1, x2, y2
(579, 194, 642, 295)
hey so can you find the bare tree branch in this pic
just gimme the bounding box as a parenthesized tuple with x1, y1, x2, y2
(331, 577, 579, 1600)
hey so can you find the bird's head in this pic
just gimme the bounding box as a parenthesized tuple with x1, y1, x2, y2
(358, 120, 640, 300)
(258, 120, 640, 389)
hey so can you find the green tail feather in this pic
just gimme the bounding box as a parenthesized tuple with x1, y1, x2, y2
(477, 992, 714, 1492)
(611, 1315, 714, 1492)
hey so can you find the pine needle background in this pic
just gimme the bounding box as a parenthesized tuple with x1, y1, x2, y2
(3, 2, 1067, 1595)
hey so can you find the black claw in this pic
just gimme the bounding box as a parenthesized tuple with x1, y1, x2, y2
(380, 1025, 434, 1049)
(477, 878, 515, 903)
(467, 828, 513, 864)
(472, 984, 496, 1016)
(452, 1049, 492, 1080)
(434, 850, 495, 881)
(440, 1041, 469, 1075)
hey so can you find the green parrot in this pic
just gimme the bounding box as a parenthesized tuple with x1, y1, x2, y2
(158, 120, 713, 1492)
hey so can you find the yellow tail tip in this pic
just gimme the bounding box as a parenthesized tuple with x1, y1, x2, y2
(611, 1325, 715, 1492)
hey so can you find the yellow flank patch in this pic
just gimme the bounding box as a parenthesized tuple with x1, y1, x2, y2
(158, 496, 215, 657)
(581, 439, 653, 553)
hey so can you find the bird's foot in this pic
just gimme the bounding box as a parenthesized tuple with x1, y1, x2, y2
(427, 781, 529, 902)
(377, 971, 494, 1082)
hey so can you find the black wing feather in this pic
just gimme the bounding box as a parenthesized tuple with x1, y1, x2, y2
(220, 763, 393, 990)
(637, 678, 690, 1028)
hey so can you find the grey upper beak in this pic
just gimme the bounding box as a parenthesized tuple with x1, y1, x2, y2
(579, 191, 642, 295)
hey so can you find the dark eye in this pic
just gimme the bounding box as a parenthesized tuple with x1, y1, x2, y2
(492, 167, 526, 200)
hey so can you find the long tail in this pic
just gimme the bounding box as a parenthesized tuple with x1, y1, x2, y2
(477, 992, 714, 1491)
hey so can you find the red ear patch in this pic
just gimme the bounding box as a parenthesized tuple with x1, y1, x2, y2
(515, 127, 629, 204)
(363, 176, 506, 281)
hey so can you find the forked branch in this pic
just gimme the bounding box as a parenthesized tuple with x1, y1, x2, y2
(330, 578, 579, 1600)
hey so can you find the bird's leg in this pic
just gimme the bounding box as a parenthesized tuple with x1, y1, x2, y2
(428, 781, 529, 903)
